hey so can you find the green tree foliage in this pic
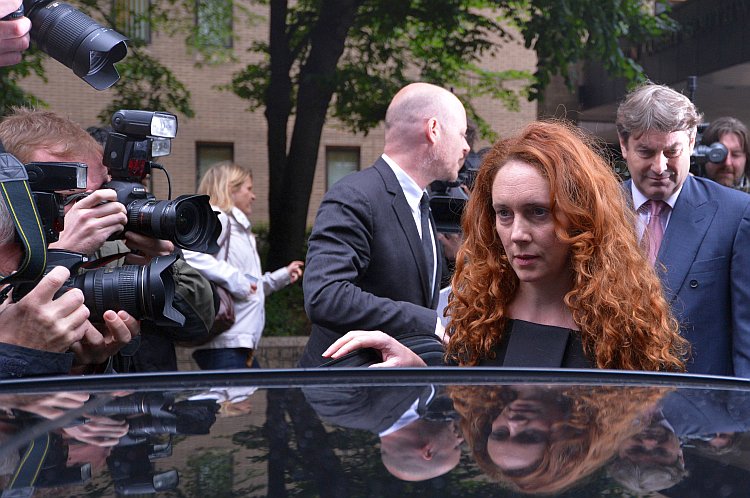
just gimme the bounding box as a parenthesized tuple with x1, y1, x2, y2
(518, 0, 677, 98)
(226, 0, 677, 269)
(0, 0, 677, 275)
(0, 47, 46, 114)
(0, 0, 196, 120)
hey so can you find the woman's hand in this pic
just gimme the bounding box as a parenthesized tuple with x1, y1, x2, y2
(286, 260, 304, 283)
(322, 330, 427, 368)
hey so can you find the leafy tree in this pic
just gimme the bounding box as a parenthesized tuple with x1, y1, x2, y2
(227, 0, 677, 269)
(0, 0, 677, 272)
(0, 47, 46, 113)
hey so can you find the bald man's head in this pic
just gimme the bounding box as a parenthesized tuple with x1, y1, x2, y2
(383, 83, 469, 188)
(380, 418, 462, 481)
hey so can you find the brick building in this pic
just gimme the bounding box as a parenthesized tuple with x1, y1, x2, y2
(18, 3, 537, 227)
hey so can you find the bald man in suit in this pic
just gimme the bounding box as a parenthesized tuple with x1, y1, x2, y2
(300, 83, 469, 367)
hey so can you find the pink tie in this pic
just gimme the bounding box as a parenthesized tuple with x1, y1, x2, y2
(644, 200, 667, 264)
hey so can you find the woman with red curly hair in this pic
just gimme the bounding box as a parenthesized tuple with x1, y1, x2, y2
(445, 120, 687, 370)
(324, 121, 687, 371)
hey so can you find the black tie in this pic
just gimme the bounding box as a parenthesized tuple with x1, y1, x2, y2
(420, 193, 434, 290)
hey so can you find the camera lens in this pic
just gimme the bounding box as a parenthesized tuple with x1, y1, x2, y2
(173, 200, 201, 242)
(68, 255, 184, 327)
(25, 1, 128, 90)
(125, 194, 221, 254)
(71, 265, 138, 318)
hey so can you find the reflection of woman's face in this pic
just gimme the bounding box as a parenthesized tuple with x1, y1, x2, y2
(487, 386, 567, 474)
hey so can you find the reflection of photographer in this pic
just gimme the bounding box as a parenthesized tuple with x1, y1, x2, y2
(0, 108, 217, 373)
(99, 392, 218, 495)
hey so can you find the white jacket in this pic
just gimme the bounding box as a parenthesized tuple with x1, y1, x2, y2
(183, 207, 290, 349)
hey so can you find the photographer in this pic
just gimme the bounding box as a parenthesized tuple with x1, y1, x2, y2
(701, 117, 749, 193)
(0, 0, 30, 67)
(0, 198, 139, 378)
(0, 108, 216, 372)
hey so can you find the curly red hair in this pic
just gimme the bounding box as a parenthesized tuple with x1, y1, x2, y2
(445, 121, 687, 371)
(449, 385, 669, 494)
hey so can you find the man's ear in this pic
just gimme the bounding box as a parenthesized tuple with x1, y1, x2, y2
(618, 135, 629, 160)
(425, 117, 439, 145)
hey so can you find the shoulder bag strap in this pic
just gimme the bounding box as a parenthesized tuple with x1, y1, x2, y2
(221, 211, 233, 262)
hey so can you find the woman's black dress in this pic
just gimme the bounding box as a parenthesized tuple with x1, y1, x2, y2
(478, 319, 594, 368)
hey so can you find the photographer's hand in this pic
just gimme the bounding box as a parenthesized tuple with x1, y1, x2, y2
(70, 310, 140, 367)
(0, 266, 90, 353)
(437, 232, 463, 261)
(50, 189, 127, 255)
(9, 392, 91, 419)
(123, 231, 174, 264)
(63, 415, 128, 447)
(0, 1, 30, 67)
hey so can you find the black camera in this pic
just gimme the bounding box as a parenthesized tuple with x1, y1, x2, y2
(14, 250, 186, 327)
(24, 161, 87, 243)
(103, 110, 221, 254)
(4, 1, 128, 90)
(428, 149, 484, 233)
(101, 393, 218, 495)
(1, 149, 184, 328)
(690, 123, 729, 176)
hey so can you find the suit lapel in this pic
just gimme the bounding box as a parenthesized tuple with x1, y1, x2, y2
(657, 176, 718, 302)
(374, 160, 433, 305)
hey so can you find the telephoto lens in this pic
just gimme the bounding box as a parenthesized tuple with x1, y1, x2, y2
(125, 194, 221, 254)
(69, 254, 185, 327)
(22, 0, 128, 90)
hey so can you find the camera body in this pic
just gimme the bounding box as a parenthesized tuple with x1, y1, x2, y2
(102, 110, 221, 254)
(24, 161, 87, 243)
(9, 154, 185, 327)
(428, 149, 484, 234)
(690, 123, 729, 177)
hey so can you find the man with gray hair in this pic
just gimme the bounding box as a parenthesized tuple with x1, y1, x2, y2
(300, 82, 470, 366)
(617, 83, 750, 377)
(607, 408, 687, 494)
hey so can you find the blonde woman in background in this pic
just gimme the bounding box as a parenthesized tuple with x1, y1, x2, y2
(183, 162, 304, 369)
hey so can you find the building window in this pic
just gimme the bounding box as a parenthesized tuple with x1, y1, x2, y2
(196, 143, 234, 187)
(326, 147, 360, 190)
(195, 0, 233, 48)
(113, 0, 151, 44)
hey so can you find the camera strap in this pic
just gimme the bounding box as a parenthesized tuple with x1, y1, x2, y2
(0, 148, 48, 288)
(1, 433, 50, 498)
